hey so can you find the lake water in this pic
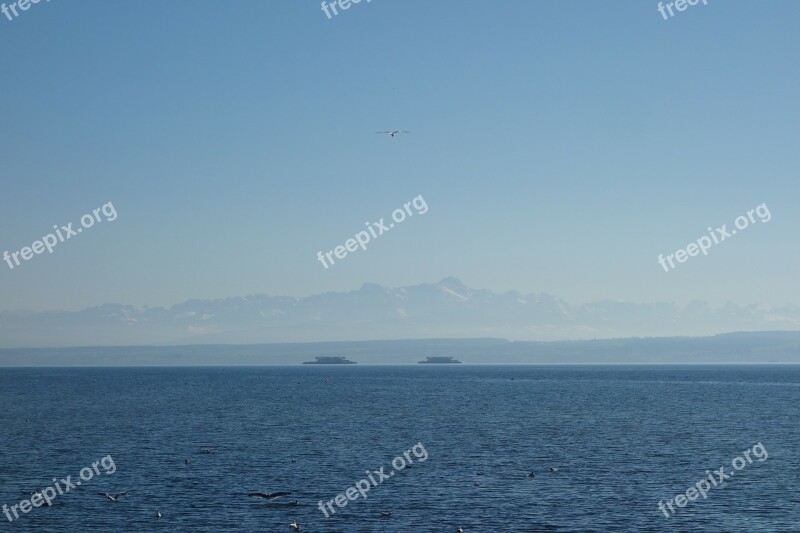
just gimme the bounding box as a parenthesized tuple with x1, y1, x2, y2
(1, 365, 798, 532)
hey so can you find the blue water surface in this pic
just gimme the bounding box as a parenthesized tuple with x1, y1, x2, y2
(1, 365, 798, 532)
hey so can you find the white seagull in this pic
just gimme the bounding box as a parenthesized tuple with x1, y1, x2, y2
(23, 490, 53, 507)
(289, 519, 301, 531)
(376, 130, 409, 138)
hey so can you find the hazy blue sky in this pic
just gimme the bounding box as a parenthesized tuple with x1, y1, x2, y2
(1, 0, 798, 312)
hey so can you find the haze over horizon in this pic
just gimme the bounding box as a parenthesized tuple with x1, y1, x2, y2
(1, 277, 798, 349)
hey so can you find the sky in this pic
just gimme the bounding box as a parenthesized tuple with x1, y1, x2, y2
(0, 0, 798, 313)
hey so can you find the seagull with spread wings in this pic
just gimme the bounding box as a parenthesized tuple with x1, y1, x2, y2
(247, 491, 292, 500)
(376, 130, 409, 138)
(97, 491, 128, 502)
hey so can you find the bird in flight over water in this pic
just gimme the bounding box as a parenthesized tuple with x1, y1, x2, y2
(376, 130, 409, 138)
(247, 491, 292, 500)
(97, 491, 128, 502)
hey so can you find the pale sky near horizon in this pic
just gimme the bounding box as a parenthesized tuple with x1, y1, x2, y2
(0, 0, 798, 312)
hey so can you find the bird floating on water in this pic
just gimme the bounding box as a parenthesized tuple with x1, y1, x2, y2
(23, 489, 52, 506)
(527, 472, 536, 478)
(376, 130, 409, 138)
(380, 511, 392, 517)
(549, 467, 559, 472)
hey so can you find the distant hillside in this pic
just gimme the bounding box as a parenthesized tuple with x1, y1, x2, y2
(1, 278, 799, 348)
(1, 332, 798, 366)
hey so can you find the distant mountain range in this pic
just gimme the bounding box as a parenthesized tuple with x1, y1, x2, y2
(1, 277, 799, 348)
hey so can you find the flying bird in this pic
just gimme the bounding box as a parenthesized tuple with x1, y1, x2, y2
(156, 511, 162, 519)
(289, 519, 301, 531)
(98, 491, 128, 502)
(376, 130, 409, 138)
(549, 467, 559, 472)
(248, 491, 292, 500)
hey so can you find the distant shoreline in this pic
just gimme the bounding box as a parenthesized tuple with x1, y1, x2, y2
(1, 331, 799, 367)
(3, 363, 800, 369)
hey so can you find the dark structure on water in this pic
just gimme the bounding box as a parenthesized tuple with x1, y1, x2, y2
(419, 356, 462, 364)
(303, 356, 357, 365)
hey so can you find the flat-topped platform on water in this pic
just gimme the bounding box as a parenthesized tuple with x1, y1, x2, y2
(419, 356, 461, 364)
(303, 356, 357, 364)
